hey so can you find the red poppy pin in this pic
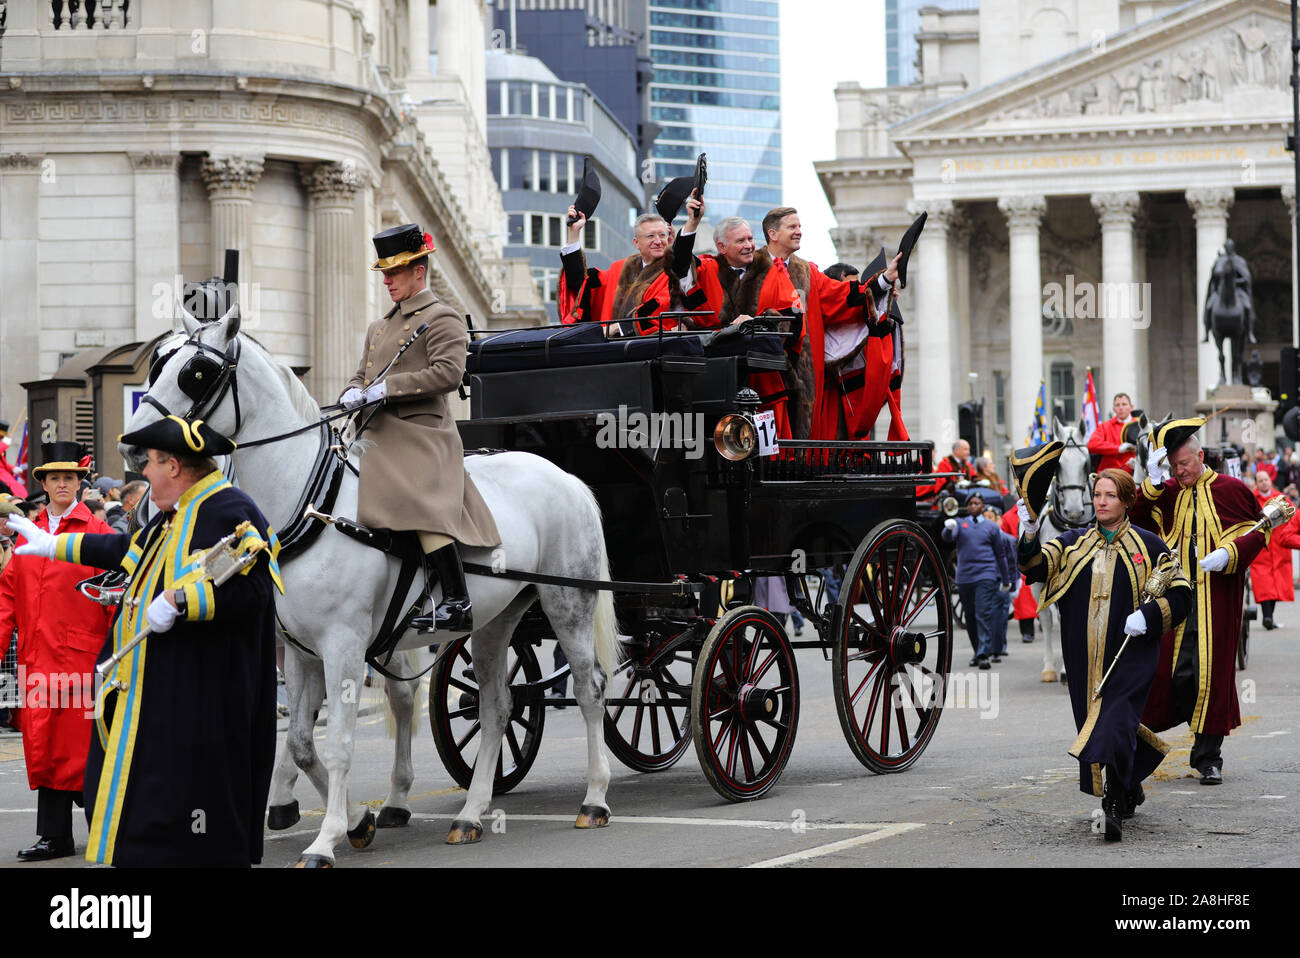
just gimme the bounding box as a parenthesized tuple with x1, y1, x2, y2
(423, 231, 434, 251)
(1132, 553, 1144, 564)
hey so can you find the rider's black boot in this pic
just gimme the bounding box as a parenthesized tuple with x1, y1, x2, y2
(412, 543, 473, 634)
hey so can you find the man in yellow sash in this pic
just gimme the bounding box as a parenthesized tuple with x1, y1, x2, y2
(12, 416, 282, 866)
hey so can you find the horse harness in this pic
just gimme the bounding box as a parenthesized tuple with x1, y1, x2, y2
(1047, 432, 1096, 530)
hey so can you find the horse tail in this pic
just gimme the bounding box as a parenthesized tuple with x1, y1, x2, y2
(574, 478, 622, 687)
(381, 651, 422, 741)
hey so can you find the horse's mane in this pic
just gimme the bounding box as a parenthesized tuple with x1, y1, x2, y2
(238, 332, 322, 425)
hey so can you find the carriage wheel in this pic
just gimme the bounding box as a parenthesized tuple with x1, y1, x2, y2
(429, 633, 545, 795)
(832, 519, 953, 774)
(690, 606, 799, 802)
(603, 642, 694, 773)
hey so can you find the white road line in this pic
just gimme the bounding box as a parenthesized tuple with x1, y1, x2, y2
(408, 811, 921, 832)
(0, 808, 37, 814)
(746, 823, 926, 868)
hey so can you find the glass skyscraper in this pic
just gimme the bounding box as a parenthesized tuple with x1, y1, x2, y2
(647, 0, 781, 227)
(886, 0, 977, 86)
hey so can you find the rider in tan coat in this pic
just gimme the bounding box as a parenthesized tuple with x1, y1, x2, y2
(342, 224, 500, 631)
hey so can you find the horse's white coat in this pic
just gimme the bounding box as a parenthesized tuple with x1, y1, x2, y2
(124, 311, 618, 863)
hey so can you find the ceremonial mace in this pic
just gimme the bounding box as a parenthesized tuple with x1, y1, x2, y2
(96, 521, 268, 683)
(1093, 548, 1182, 701)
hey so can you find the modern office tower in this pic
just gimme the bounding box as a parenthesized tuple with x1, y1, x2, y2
(887, 0, 979, 86)
(487, 50, 642, 321)
(646, 0, 781, 226)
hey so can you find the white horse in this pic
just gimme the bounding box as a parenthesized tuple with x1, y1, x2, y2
(1030, 419, 1095, 684)
(125, 306, 619, 866)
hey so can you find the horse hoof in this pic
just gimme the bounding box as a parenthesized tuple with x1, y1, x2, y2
(267, 800, 300, 831)
(1041, 670, 1058, 683)
(347, 809, 376, 849)
(446, 820, 483, 845)
(376, 806, 411, 829)
(1059, 672, 1068, 684)
(575, 804, 610, 829)
(292, 855, 334, 868)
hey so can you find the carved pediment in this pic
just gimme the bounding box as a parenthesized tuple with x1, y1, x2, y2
(894, 0, 1291, 136)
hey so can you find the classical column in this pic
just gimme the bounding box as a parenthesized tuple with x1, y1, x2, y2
(1186, 187, 1234, 399)
(949, 211, 974, 416)
(0, 154, 44, 418)
(1283, 184, 1297, 348)
(906, 198, 955, 446)
(200, 154, 264, 281)
(407, 0, 434, 99)
(130, 152, 181, 341)
(301, 162, 362, 402)
(1090, 191, 1142, 406)
(436, 0, 467, 83)
(998, 194, 1047, 444)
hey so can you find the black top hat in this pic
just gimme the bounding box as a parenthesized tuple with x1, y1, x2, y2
(32, 441, 90, 480)
(371, 224, 434, 271)
(1010, 440, 1064, 524)
(120, 415, 235, 458)
(1150, 416, 1206, 455)
(569, 157, 602, 225)
(655, 153, 707, 223)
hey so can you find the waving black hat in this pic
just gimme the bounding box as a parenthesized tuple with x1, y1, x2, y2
(1010, 440, 1064, 523)
(120, 415, 235, 458)
(1149, 416, 1206, 455)
(568, 157, 602, 225)
(655, 153, 707, 223)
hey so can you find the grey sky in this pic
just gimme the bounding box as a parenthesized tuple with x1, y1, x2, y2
(780, 0, 887, 266)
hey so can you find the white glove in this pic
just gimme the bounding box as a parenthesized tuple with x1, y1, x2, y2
(1118, 442, 1135, 453)
(944, 518, 958, 532)
(1199, 547, 1230, 573)
(8, 515, 56, 559)
(1123, 609, 1148, 636)
(340, 387, 364, 409)
(1016, 498, 1039, 538)
(145, 592, 180, 634)
(363, 381, 387, 403)
(1146, 445, 1168, 485)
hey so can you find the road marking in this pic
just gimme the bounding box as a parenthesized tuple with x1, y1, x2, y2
(407, 811, 923, 833)
(0, 808, 37, 814)
(746, 823, 925, 868)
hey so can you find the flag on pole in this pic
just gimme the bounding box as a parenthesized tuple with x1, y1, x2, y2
(15, 422, 28, 483)
(1081, 367, 1102, 441)
(1027, 380, 1050, 445)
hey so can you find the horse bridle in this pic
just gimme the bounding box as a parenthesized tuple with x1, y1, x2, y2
(142, 332, 243, 435)
(1049, 432, 1096, 529)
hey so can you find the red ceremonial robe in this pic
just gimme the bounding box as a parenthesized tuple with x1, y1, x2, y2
(1249, 489, 1300, 603)
(558, 253, 682, 335)
(1129, 468, 1265, 736)
(1086, 416, 1137, 474)
(917, 454, 977, 500)
(0, 502, 115, 791)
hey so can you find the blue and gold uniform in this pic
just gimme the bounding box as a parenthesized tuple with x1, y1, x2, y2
(54, 467, 282, 867)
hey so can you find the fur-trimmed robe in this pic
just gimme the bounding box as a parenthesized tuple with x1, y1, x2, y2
(558, 250, 685, 335)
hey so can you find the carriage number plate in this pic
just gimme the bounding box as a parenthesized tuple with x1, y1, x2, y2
(754, 410, 779, 457)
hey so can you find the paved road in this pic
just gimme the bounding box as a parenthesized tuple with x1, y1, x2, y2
(2, 613, 1295, 872)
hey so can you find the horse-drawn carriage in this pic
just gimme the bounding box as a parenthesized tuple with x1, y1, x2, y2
(437, 320, 960, 802)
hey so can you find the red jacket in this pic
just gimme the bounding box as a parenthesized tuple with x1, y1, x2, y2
(917, 455, 977, 500)
(1086, 416, 1136, 473)
(999, 508, 1039, 620)
(1250, 489, 1300, 603)
(0, 502, 116, 791)
(559, 255, 681, 335)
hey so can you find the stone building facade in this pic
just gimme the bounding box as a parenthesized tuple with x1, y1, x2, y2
(818, 0, 1296, 457)
(0, 0, 542, 431)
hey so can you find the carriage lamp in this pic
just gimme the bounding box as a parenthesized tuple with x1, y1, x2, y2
(714, 414, 757, 461)
(940, 495, 961, 517)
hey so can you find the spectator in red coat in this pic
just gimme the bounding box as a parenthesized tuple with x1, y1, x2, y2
(1250, 470, 1300, 629)
(1086, 392, 1138, 474)
(1000, 504, 1040, 643)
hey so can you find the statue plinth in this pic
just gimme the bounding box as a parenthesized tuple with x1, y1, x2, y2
(1195, 383, 1278, 451)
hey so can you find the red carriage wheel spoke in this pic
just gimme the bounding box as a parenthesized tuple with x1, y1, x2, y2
(894, 545, 924, 622)
(725, 717, 742, 779)
(446, 676, 476, 696)
(887, 540, 909, 619)
(609, 672, 638, 724)
(630, 698, 646, 748)
(655, 668, 683, 731)
(901, 585, 940, 628)
(857, 664, 889, 739)
(749, 649, 780, 685)
(879, 669, 895, 754)
(650, 702, 663, 755)
(846, 646, 885, 664)
(743, 627, 763, 678)
(737, 725, 756, 781)
(849, 656, 887, 708)
(747, 723, 773, 765)
(711, 714, 735, 752)
(506, 653, 524, 683)
(447, 705, 477, 721)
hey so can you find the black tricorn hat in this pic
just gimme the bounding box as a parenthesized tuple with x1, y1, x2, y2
(1150, 416, 1206, 455)
(1121, 420, 1143, 447)
(1010, 440, 1064, 523)
(895, 211, 926, 290)
(120, 415, 235, 458)
(32, 441, 91, 480)
(863, 248, 904, 323)
(655, 153, 707, 223)
(371, 224, 434, 271)
(569, 157, 602, 225)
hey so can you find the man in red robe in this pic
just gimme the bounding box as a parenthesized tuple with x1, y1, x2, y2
(917, 439, 977, 501)
(1087, 393, 1138, 473)
(1128, 418, 1265, 785)
(1247, 470, 1300, 629)
(558, 208, 684, 335)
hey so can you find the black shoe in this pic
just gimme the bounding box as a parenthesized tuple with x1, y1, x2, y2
(1200, 766, 1223, 785)
(1263, 618, 1276, 631)
(412, 543, 473, 633)
(17, 836, 75, 861)
(1022, 634, 1035, 643)
(968, 656, 980, 667)
(991, 655, 1003, 664)
(1100, 792, 1123, 841)
(977, 656, 991, 670)
(1121, 784, 1145, 819)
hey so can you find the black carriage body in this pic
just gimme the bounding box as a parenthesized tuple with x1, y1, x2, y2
(458, 331, 942, 582)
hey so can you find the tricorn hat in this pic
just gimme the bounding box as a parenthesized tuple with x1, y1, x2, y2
(1010, 440, 1064, 523)
(120, 415, 235, 458)
(570, 156, 602, 225)
(655, 153, 707, 223)
(1121, 420, 1143, 447)
(1149, 416, 1206, 455)
(895, 211, 927, 290)
(32, 441, 91, 480)
(370, 224, 435, 271)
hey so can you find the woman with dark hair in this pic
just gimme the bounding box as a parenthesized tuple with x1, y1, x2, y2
(1017, 468, 1192, 841)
